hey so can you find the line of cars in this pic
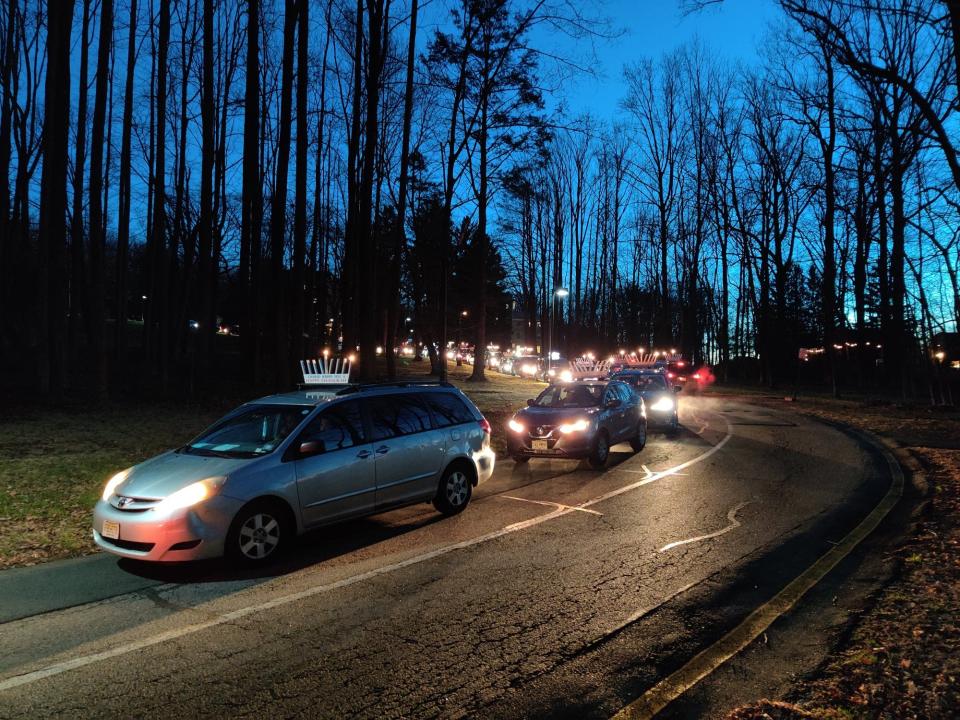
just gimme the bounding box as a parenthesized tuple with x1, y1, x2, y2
(91, 361, 689, 567)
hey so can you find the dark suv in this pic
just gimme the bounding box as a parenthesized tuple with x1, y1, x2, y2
(506, 380, 647, 468)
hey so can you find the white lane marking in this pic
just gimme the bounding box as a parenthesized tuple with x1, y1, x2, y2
(658, 502, 751, 553)
(0, 414, 733, 693)
(501, 495, 603, 516)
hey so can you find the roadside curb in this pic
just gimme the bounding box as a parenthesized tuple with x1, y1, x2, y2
(610, 407, 910, 720)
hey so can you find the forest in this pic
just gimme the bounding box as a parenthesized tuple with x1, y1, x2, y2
(0, 0, 958, 401)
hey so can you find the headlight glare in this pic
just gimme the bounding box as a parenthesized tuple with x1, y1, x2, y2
(650, 397, 675, 412)
(102, 469, 131, 501)
(558, 418, 590, 434)
(508, 418, 525, 434)
(154, 477, 226, 513)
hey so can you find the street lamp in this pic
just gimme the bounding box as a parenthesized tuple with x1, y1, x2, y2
(547, 287, 569, 376)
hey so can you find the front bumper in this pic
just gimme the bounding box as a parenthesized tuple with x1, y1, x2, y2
(92, 494, 245, 562)
(507, 431, 595, 460)
(646, 408, 678, 428)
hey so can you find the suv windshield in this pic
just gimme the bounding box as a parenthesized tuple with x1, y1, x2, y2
(619, 374, 667, 390)
(535, 384, 604, 408)
(182, 404, 313, 458)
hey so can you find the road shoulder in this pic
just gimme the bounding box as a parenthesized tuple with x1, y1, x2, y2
(714, 393, 959, 719)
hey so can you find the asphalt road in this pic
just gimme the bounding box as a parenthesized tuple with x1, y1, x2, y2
(0, 396, 895, 719)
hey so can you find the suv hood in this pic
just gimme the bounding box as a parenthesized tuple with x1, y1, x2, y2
(515, 406, 599, 424)
(116, 451, 250, 499)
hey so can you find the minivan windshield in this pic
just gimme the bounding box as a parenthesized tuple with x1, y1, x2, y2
(182, 404, 313, 458)
(534, 384, 604, 408)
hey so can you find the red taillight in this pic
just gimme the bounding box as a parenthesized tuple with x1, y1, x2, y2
(478, 418, 491, 434)
(693, 373, 701, 380)
(667, 372, 675, 379)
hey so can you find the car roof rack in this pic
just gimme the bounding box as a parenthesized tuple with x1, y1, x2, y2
(334, 379, 454, 395)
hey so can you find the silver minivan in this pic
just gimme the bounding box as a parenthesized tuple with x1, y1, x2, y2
(92, 383, 495, 564)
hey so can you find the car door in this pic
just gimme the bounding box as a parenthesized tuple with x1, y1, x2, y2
(292, 400, 376, 528)
(365, 394, 446, 509)
(604, 384, 630, 442)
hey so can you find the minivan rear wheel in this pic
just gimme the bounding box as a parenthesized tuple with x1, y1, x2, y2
(433, 465, 473, 516)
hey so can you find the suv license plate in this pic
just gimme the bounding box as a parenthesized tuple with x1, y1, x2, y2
(532, 440, 548, 451)
(102, 520, 120, 539)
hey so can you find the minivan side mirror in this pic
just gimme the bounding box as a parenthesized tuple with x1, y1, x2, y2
(299, 439, 325, 456)
(526, 399, 535, 407)
(674, 385, 682, 393)
(605, 397, 622, 409)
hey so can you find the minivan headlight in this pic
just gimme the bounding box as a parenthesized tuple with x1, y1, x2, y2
(102, 469, 132, 501)
(154, 477, 227, 513)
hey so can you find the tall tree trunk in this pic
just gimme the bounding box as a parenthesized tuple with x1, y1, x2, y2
(113, 0, 136, 366)
(197, 0, 215, 372)
(292, 0, 308, 363)
(341, 0, 363, 357)
(0, 0, 17, 335)
(69, 0, 91, 365)
(38, 0, 76, 396)
(469, 50, 489, 383)
(148, 0, 170, 381)
(385, 0, 417, 380)
(240, 0, 260, 381)
(88, 0, 113, 401)
(271, 0, 296, 387)
(356, 0, 388, 381)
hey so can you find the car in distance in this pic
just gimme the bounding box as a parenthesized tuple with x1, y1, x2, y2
(93, 383, 495, 565)
(506, 380, 646, 468)
(511, 355, 543, 378)
(611, 369, 680, 432)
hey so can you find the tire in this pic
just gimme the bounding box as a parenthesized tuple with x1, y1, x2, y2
(667, 414, 680, 435)
(226, 500, 290, 565)
(512, 455, 530, 464)
(433, 464, 473, 516)
(588, 431, 610, 469)
(630, 421, 647, 453)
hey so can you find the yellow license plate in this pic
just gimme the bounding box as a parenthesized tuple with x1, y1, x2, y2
(532, 440, 548, 451)
(102, 520, 120, 540)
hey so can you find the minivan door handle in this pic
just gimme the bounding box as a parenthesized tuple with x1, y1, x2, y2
(356, 450, 372, 459)
(375, 445, 390, 455)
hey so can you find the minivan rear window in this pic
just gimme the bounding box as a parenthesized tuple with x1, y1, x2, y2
(367, 395, 433, 440)
(422, 392, 474, 428)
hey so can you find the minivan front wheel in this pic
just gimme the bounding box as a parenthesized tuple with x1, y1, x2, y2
(227, 501, 289, 565)
(434, 465, 473, 516)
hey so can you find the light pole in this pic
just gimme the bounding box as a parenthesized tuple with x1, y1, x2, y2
(548, 287, 569, 376)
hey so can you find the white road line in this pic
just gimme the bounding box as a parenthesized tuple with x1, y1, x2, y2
(658, 502, 751, 553)
(0, 414, 733, 693)
(500, 495, 604, 516)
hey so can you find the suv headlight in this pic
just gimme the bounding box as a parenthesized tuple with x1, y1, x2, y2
(558, 418, 590, 434)
(102, 469, 132, 501)
(650, 397, 674, 412)
(154, 477, 227, 513)
(508, 418, 525, 433)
